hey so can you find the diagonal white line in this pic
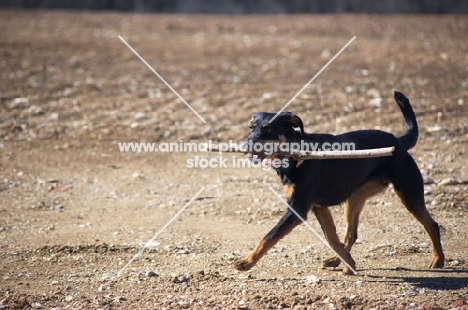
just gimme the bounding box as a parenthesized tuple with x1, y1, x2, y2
(115, 187, 206, 277)
(118, 35, 207, 124)
(269, 36, 356, 123)
(268, 187, 357, 275)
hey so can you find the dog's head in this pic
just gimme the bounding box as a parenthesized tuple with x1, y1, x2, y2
(246, 112, 304, 161)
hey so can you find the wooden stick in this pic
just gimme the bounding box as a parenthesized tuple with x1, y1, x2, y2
(205, 143, 395, 160)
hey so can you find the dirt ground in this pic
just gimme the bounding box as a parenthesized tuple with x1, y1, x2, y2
(1, 11, 468, 310)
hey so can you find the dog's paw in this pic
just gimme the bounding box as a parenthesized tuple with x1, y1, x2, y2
(342, 266, 357, 275)
(323, 256, 341, 268)
(428, 256, 445, 268)
(234, 257, 255, 271)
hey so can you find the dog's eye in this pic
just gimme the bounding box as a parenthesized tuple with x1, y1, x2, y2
(261, 126, 272, 133)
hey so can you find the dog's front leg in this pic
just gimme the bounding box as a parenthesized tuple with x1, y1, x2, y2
(234, 208, 304, 271)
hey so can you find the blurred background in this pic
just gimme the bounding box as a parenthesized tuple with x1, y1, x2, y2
(1, 0, 468, 14)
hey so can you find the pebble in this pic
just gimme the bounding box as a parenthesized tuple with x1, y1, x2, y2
(50, 280, 59, 285)
(431, 200, 439, 206)
(321, 49, 331, 59)
(438, 178, 458, 186)
(423, 177, 435, 185)
(410, 302, 418, 307)
(426, 125, 444, 133)
(146, 270, 157, 277)
(132, 172, 144, 179)
(350, 294, 358, 300)
(424, 188, 432, 196)
(65, 295, 73, 302)
(135, 112, 148, 120)
(31, 302, 42, 309)
(65, 285, 72, 290)
(101, 272, 116, 280)
(56, 205, 64, 212)
(178, 301, 190, 308)
(368, 97, 381, 108)
(173, 275, 188, 283)
(11, 97, 29, 109)
(305, 274, 321, 283)
(204, 126, 211, 136)
(238, 299, 248, 309)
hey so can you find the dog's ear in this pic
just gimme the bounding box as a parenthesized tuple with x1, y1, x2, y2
(281, 112, 304, 133)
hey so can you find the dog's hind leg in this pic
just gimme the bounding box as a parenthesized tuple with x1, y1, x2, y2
(392, 158, 445, 268)
(324, 180, 388, 268)
(312, 207, 356, 275)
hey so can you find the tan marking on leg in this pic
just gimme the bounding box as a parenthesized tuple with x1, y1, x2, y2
(395, 190, 445, 268)
(313, 207, 356, 275)
(235, 216, 299, 271)
(283, 184, 294, 200)
(324, 180, 388, 267)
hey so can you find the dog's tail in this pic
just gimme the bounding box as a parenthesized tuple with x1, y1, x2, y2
(394, 91, 418, 150)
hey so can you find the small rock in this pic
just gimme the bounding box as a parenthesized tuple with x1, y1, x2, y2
(453, 299, 467, 307)
(173, 275, 188, 283)
(31, 302, 42, 309)
(115, 296, 127, 302)
(130, 122, 139, 128)
(438, 178, 458, 186)
(146, 271, 157, 277)
(98, 284, 105, 292)
(101, 272, 116, 280)
(65, 285, 72, 291)
(423, 177, 435, 185)
(322, 297, 330, 303)
(422, 303, 445, 310)
(132, 172, 144, 179)
(431, 200, 439, 206)
(424, 188, 432, 196)
(135, 112, 148, 120)
(419, 242, 430, 248)
(65, 295, 73, 302)
(238, 299, 248, 309)
(11, 97, 29, 109)
(449, 260, 460, 267)
(426, 125, 444, 133)
(146, 241, 160, 247)
(262, 92, 273, 99)
(49, 112, 59, 121)
(56, 205, 64, 212)
(203, 126, 211, 136)
(321, 49, 331, 59)
(50, 280, 59, 285)
(350, 295, 358, 300)
(410, 302, 418, 307)
(178, 301, 190, 308)
(305, 274, 321, 283)
(368, 97, 381, 108)
(366, 88, 380, 99)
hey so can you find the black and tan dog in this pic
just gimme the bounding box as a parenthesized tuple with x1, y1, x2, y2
(234, 91, 445, 274)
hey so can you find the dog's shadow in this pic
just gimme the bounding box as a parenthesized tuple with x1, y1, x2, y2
(360, 267, 468, 290)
